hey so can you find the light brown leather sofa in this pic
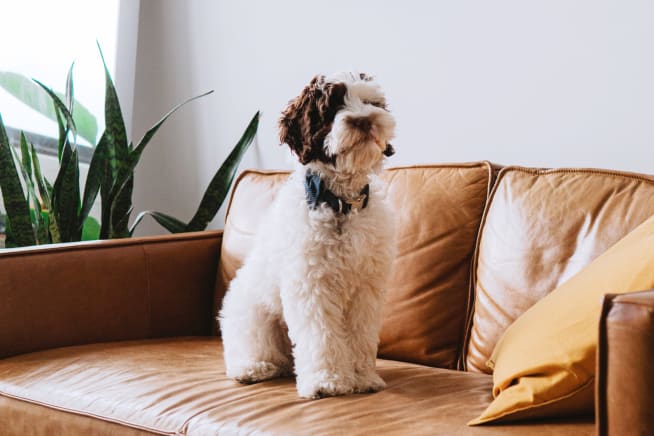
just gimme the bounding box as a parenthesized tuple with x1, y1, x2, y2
(1, 162, 652, 435)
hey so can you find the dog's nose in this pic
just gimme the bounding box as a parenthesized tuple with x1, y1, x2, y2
(347, 116, 373, 132)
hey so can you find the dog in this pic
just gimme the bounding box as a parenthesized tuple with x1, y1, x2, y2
(219, 72, 396, 399)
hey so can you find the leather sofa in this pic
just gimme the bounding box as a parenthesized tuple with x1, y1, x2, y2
(1, 162, 652, 435)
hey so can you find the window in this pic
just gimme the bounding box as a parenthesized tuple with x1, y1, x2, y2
(0, 0, 121, 163)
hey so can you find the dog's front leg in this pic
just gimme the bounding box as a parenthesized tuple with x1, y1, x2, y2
(281, 283, 356, 399)
(220, 269, 292, 384)
(347, 283, 386, 393)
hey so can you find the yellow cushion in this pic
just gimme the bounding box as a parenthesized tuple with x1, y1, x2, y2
(469, 212, 654, 425)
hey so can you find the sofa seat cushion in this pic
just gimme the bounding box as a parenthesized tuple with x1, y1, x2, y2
(0, 338, 593, 435)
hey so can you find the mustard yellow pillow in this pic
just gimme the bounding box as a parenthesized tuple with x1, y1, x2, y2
(469, 212, 654, 425)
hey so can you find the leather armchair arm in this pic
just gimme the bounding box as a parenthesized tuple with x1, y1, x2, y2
(597, 290, 654, 436)
(0, 231, 222, 359)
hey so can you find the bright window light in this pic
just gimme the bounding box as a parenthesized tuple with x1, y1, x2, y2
(0, 0, 120, 147)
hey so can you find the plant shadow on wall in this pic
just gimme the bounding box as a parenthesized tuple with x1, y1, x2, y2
(0, 44, 259, 248)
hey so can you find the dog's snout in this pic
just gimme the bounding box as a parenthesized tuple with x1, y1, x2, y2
(383, 143, 395, 157)
(347, 116, 373, 132)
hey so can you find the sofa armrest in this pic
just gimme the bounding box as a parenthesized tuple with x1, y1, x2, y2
(0, 231, 222, 359)
(597, 290, 654, 436)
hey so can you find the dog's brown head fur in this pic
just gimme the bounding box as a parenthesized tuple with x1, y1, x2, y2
(279, 75, 347, 165)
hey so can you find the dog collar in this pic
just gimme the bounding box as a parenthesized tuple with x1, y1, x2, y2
(304, 170, 369, 215)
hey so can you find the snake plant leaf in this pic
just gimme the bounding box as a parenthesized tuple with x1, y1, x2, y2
(4, 217, 17, 248)
(54, 105, 67, 162)
(0, 114, 35, 247)
(111, 204, 133, 239)
(28, 205, 48, 244)
(19, 132, 32, 179)
(30, 141, 51, 210)
(11, 136, 43, 244)
(48, 209, 60, 244)
(109, 175, 133, 239)
(109, 90, 214, 205)
(98, 42, 131, 239)
(17, 133, 48, 243)
(130, 210, 187, 235)
(0, 71, 97, 144)
(97, 42, 127, 181)
(30, 141, 54, 244)
(65, 62, 74, 115)
(45, 178, 53, 199)
(81, 131, 109, 235)
(185, 111, 259, 232)
(51, 143, 80, 242)
(33, 79, 77, 141)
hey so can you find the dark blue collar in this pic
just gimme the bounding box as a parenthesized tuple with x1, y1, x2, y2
(304, 170, 369, 215)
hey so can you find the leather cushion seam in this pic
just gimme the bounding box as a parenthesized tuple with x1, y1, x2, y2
(0, 390, 175, 435)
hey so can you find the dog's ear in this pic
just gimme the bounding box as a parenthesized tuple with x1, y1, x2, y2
(279, 75, 347, 164)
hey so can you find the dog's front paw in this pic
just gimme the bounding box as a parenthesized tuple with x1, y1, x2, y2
(297, 372, 355, 399)
(354, 371, 386, 393)
(227, 361, 289, 384)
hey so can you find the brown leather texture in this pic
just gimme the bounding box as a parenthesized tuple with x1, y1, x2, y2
(0, 337, 594, 435)
(597, 290, 654, 436)
(466, 167, 654, 373)
(0, 232, 221, 359)
(379, 164, 493, 368)
(0, 396, 156, 436)
(215, 164, 494, 368)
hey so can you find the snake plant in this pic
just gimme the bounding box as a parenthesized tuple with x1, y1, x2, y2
(0, 44, 258, 248)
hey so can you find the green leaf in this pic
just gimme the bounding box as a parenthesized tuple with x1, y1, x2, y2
(0, 71, 98, 144)
(4, 217, 17, 248)
(30, 144, 53, 245)
(45, 178, 53, 198)
(32, 79, 77, 158)
(54, 104, 67, 162)
(51, 143, 80, 242)
(30, 141, 51, 210)
(16, 133, 46, 243)
(109, 175, 133, 239)
(109, 90, 214, 207)
(65, 62, 74, 115)
(81, 131, 109, 236)
(130, 210, 187, 235)
(97, 42, 127, 179)
(19, 132, 32, 180)
(33, 78, 77, 140)
(48, 210, 60, 244)
(185, 111, 259, 232)
(97, 42, 131, 239)
(29, 205, 47, 244)
(81, 216, 100, 241)
(0, 71, 56, 121)
(0, 114, 35, 246)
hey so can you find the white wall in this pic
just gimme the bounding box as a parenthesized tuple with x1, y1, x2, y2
(131, 0, 654, 234)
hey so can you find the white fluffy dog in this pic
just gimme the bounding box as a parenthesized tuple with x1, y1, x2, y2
(219, 72, 396, 399)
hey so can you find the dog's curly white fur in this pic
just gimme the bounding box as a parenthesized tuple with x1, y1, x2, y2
(219, 72, 396, 399)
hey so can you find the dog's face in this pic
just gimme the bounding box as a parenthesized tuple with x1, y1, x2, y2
(279, 73, 396, 174)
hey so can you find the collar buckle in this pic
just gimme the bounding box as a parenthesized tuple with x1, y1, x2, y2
(346, 194, 366, 211)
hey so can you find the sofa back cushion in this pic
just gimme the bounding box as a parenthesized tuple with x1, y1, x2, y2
(215, 163, 494, 369)
(465, 167, 654, 373)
